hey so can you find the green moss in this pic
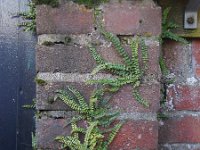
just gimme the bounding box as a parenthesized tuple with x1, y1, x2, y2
(64, 37, 72, 45)
(42, 41, 55, 46)
(33, 0, 59, 7)
(34, 78, 47, 86)
(34, 111, 42, 119)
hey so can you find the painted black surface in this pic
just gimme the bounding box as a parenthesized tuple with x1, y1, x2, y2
(0, 0, 36, 149)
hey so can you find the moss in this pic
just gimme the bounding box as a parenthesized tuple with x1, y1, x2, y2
(35, 111, 42, 119)
(64, 37, 72, 45)
(33, 0, 59, 7)
(42, 41, 55, 46)
(34, 78, 47, 86)
(22, 99, 36, 110)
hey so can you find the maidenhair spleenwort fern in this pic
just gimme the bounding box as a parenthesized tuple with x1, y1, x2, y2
(54, 86, 123, 150)
(88, 30, 149, 107)
(161, 7, 188, 44)
(17, 1, 36, 32)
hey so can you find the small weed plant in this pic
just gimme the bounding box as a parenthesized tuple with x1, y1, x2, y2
(17, 1, 36, 32)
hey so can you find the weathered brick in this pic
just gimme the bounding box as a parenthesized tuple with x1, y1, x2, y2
(36, 44, 96, 73)
(195, 66, 200, 78)
(167, 85, 200, 110)
(192, 39, 200, 65)
(36, 117, 71, 149)
(36, 114, 87, 149)
(36, 82, 94, 111)
(37, 82, 160, 113)
(192, 40, 200, 78)
(163, 40, 192, 82)
(36, 2, 93, 34)
(110, 121, 158, 150)
(111, 84, 161, 113)
(159, 116, 200, 144)
(103, 1, 161, 36)
(159, 144, 200, 150)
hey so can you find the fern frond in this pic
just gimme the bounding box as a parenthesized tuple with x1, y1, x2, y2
(55, 136, 82, 150)
(133, 90, 149, 107)
(89, 46, 106, 65)
(71, 121, 79, 139)
(130, 38, 140, 76)
(141, 39, 148, 71)
(17, 1, 36, 32)
(162, 31, 188, 44)
(84, 121, 99, 147)
(101, 31, 132, 66)
(88, 76, 139, 88)
(159, 57, 169, 76)
(68, 86, 89, 111)
(89, 132, 104, 149)
(107, 123, 123, 145)
(162, 7, 171, 25)
(72, 126, 86, 134)
(89, 96, 98, 112)
(91, 63, 128, 75)
(167, 22, 179, 29)
(64, 116, 85, 127)
(55, 93, 85, 113)
(162, 7, 188, 44)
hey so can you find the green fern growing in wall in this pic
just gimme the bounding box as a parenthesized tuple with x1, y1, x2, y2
(17, 1, 36, 32)
(33, 0, 59, 7)
(32, 132, 37, 150)
(161, 7, 188, 44)
(87, 29, 149, 107)
(54, 87, 122, 150)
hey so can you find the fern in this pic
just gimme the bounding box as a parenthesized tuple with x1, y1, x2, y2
(33, 0, 59, 7)
(32, 132, 37, 150)
(17, 1, 36, 32)
(54, 87, 122, 150)
(88, 30, 149, 107)
(22, 98, 36, 109)
(162, 7, 188, 44)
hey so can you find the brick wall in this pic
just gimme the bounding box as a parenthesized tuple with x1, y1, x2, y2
(35, 0, 162, 149)
(158, 40, 200, 150)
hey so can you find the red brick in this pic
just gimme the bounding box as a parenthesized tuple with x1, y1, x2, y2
(193, 39, 200, 65)
(167, 85, 200, 110)
(159, 116, 200, 143)
(36, 2, 93, 34)
(36, 44, 96, 73)
(196, 66, 200, 77)
(110, 121, 158, 150)
(36, 115, 87, 149)
(103, 1, 161, 36)
(163, 40, 192, 82)
(36, 82, 94, 111)
(36, 117, 71, 149)
(111, 84, 160, 113)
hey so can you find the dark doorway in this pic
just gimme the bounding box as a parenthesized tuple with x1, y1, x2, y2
(0, 0, 36, 149)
